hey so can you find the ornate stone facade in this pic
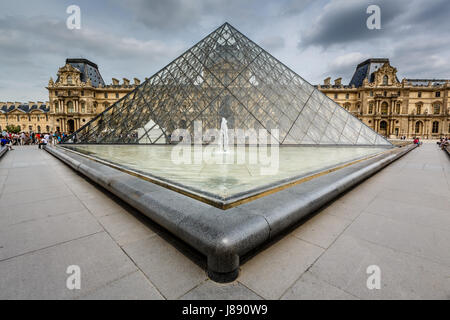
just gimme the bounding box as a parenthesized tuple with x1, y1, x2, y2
(2, 57, 449, 139)
(0, 102, 51, 133)
(1, 59, 136, 134)
(318, 58, 450, 139)
(47, 59, 138, 133)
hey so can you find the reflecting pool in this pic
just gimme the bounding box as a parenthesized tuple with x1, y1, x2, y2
(62, 145, 389, 205)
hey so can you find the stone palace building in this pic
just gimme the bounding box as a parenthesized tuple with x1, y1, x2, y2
(1, 57, 449, 139)
(0, 59, 137, 134)
(318, 58, 449, 139)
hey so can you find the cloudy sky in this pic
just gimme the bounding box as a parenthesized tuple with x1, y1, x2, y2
(0, 0, 449, 102)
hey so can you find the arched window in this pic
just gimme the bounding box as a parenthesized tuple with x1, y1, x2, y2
(396, 103, 401, 114)
(380, 121, 387, 130)
(37, 126, 41, 133)
(46, 125, 50, 132)
(383, 75, 388, 85)
(432, 121, 439, 134)
(55, 103, 59, 113)
(433, 104, 441, 115)
(381, 102, 388, 115)
(67, 101, 74, 113)
(415, 121, 423, 134)
(67, 76, 72, 84)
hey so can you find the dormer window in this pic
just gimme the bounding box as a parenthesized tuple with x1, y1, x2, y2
(383, 75, 388, 85)
(67, 76, 73, 85)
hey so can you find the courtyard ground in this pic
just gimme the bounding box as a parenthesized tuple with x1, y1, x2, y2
(0, 142, 449, 299)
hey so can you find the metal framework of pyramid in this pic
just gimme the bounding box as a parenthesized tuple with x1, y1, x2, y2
(64, 23, 391, 146)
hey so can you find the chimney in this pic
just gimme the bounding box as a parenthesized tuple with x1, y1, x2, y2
(112, 78, 119, 85)
(324, 77, 331, 86)
(134, 78, 141, 86)
(334, 78, 342, 86)
(123, 78, 130, 86)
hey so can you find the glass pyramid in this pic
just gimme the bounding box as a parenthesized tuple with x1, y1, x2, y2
(65, 23, 392, 146)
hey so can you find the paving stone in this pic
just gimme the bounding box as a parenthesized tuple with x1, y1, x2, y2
(309, 235, 450, 299)
(98, 210, 156, 247)
(0, 232, 137, 299)
(292, 212, 352, 249)
(81, 197, 128, 218)
(0, 185, 73, 208)
(238, 236, 324, 300)
(180, 281, 262, 300)
(79, 271, 164, 300)
(0, 210, 102, 260)
(122, 235, 207, 300)
(281, 271, 358, 300)
(364, 197, 450, 232)
(0, 195, 86, 227)
(346, 212, 450, 267)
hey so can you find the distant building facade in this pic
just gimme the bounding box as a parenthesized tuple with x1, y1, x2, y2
(2, 57, 449, 139)
(318, 58, 450, 139)
(0, 102, 51, 133)
(47, 59, 138, 133)
(1, 58, 137, 133)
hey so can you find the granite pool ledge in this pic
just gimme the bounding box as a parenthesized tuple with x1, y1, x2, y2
(44, 144, 416, 282)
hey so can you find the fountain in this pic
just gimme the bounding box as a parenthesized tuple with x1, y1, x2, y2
(219, 117, 229, 153)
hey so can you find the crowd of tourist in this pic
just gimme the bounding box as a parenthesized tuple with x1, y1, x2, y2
(1, 131, 69, 150)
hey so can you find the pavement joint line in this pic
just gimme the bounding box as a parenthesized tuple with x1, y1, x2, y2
(58, 164, 169, 301)
(176, 279, 209, 300)
(284, 269, 361, 300)
(0, 230, 105, 264)
(0, 208, 93, 231)
(235, 281, 266, 300)
(362, 207, 450, 233)
(289, 235, 328, 250)
(344, 223, 450, 271)
(73, 270, 146, 300)
(0, 188, 73, 209)
(278, 192, 373, 300)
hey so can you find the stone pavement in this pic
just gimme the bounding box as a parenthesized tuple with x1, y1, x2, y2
(0, 143, 449, 300)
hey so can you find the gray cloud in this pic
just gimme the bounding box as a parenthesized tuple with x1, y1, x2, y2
(259, 35, 286, 51)
(0, 0, 449, 101)
(299, 0, 404, 49)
